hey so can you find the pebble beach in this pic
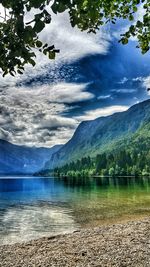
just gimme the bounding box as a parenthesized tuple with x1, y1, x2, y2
(0, 217, 149, 267)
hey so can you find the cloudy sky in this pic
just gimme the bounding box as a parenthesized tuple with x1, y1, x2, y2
(0, 8, 150, 147)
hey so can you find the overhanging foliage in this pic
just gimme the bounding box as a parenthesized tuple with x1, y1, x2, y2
(0, 0, 149, 76)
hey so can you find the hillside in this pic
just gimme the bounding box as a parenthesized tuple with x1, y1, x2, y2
(45, 99, 150, 170)
(54, 120, 150, 176)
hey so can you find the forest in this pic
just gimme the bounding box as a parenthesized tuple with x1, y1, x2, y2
(54, 122, 150, 177)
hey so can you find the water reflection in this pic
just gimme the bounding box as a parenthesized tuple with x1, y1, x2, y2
(0, 176, 150, 245)
(58, 176, 150, 189)
(0, 203, 76, 245)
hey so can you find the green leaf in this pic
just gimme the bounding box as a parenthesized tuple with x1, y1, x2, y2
(36, 40, 43, 47)
(122, 38, 128, 44)
(17, 69, 23, 74)
(133, 6, 138, 12)
(129, 14, 134, 21)
(43, 43, 48, 49)
(29, 58, 36, 66)
(34, 20, 45, 33)
(48, 51, 55, 59)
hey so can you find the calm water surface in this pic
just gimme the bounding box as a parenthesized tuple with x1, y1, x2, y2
(0, 176, 150, 245)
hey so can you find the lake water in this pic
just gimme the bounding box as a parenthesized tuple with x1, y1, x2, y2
(0, 176, 150, 245)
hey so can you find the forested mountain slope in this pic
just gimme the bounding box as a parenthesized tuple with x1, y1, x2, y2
(46, 99, 150, 170)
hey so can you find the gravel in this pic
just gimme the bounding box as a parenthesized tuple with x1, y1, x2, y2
(0, 217, 150, 267)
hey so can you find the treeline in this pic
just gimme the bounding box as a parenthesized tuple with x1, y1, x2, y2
(54, 135, 150, 177)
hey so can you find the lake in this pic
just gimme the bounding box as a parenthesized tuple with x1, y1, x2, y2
(0, 176, 150, 245)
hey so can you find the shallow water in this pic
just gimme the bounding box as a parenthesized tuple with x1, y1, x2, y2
(0, 176, 150, 245)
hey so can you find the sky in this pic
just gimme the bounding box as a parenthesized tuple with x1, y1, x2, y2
(0, 7, 150, 147)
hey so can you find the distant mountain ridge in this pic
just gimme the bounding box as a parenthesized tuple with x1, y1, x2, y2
(45, 99, 150, 169)
(0, 140, 62, 175)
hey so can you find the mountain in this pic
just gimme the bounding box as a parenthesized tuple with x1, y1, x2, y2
(55, 120, 150, 177)
(45, 99, 150, 169)
(0, 140, 62, 175)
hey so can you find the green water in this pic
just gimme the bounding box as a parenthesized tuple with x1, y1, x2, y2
(66, 176, 150, 225)
(0, 176, 150, 244)
(61, 176, 150, 225)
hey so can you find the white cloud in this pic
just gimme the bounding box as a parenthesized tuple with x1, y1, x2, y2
(0, 7, 112, 147)
(39, 11, 110, 63)
(0, 8, 111, 87)
(0, 8, 112, 147)
(49, 82, 94, 103)
(0, 81, 91, 147)
(75, 105, 128, 122)
(39, 115, 77, 130)
(97, 95, 111, 100)
(111, 88, 137, 93)
(132, 77, 143, 82)
(142, 76, 150, 91)
(24, 5, 109, 60)
(0, 128, 13, 142)
(0, 78, 129, 147)
(133, 75, 150, 95)
(118, 77, 128, 84)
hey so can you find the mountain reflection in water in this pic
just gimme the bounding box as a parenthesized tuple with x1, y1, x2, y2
(0, 176, 150, 245)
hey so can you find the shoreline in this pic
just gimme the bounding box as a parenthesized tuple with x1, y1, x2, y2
(82, 213, 150, 228)
(0, 216, 149, 267)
